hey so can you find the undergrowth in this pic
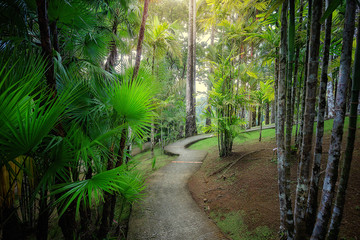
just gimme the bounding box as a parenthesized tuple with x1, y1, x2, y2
(210, 211, 276, 240)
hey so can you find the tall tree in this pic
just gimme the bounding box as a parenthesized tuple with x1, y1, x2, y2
(327, 14, 360, 240)
(297, 0, 312, 147)
(132, 0, 150, 81)
(311, 0, 356, 239)
(185, 0, 197, 137)
(285, 0, 295, 155)
(277, 1, 294, 238)
(293, 0, 322, 238)
(305, 0, 333, 233)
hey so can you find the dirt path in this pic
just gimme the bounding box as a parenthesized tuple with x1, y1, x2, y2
(127, 134, 227, 240)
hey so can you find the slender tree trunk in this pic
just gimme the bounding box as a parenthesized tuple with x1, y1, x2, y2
(297, 0, 312, 148)
(206, 24, 215, 130)
(192, 0, 197, 118)
(259, 106, 262, 141)
(37, 2, 76, 239)
(265, 102, 270, 125)
(79, 167, 93, 240)
(185, 0, 197, 137)
(311, 1, 356, 239)
(327, 14, 360, 240)
(327, 56, 335, 118)
(271, 101, 275, 124)
(151, 46, 156, 156)
(294, 0, 322, 238)
(105, 19, 118, 72)
(36, 0, 55, 92)
(132, 0, 150, 81)
(305, 0, 332, 234)
(285, 0, 295, 155)
(292, 0, 304, 138)
(277, 1, 294, 238)
(98, 150, 115, 239)
(274, 51, 279, 132)
(252, 107, 257, 126)
(257, 106, 261, 126)
(248, 108, 252, 129)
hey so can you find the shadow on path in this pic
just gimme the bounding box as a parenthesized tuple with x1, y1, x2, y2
(127, 134, 227, 240)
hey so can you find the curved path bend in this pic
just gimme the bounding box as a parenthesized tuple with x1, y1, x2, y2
(127, 134, 226, 240)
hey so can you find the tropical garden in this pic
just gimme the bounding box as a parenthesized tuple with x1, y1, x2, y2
(0, 0, 359, 239)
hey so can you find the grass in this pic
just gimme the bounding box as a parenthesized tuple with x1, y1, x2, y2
(190, 117, 360, 151)
(129, 147, 177, 179)
(210, 211, 276, 240)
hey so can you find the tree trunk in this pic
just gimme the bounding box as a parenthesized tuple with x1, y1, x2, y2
(305, 0, 332, 234)
(248, 108, 252, 129)
(80, 167, 94, 240)
(105, 19, 118, 72)
(259, 107, 262, 141)
(277, 1, 294, 238)
(265, 102, 270, 125)
(292, 0, 304, 140)
(132, 0, 150, 81)
(274, 51, 279, 130)
(257, 106, 261, 126)
(294, 0, 322, 238)
(185, 0, 197, 137)
(285, 0, 295, 155)
(36, 0, 55, 92)
(327, 14, 360, 240)
(310, 1, 356, 239)
(327, 60, 335, 118)
(98, 151, 115, 239)
(206, 24, 215, 130)
(252, 107, 257, 126)
(271, 101, 275, 124)
(297, 0, 312, 148)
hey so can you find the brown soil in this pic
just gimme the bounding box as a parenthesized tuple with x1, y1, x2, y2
(188, 131, 360, 239)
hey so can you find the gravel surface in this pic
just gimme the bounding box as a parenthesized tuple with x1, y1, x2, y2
(127, 134, 227, 240)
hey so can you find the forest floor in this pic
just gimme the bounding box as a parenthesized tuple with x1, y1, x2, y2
(188, 123, 360, 240)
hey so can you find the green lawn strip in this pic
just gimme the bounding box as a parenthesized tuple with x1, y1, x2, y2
(190, 117, 360, 151)
(210, 211, 276, 240)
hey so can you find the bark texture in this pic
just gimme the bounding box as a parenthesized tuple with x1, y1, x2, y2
(36, 0, 55, 92)
(285, 0, 295, 155)
(277, 1, 294, 238)
(294, 0, 322, 238)
(310, 0, 356, 238)
(105, 18, 119, 72)
(132, 0, 150, 81)
(185, 0, 197, 137)
(305, 0, 332, 233)
(297, 0, 312, 148)
(327, 14, 360, 240)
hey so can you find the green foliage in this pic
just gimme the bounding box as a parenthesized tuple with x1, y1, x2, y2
(207, 53, 247, 157)
(210, 211, 276, 240)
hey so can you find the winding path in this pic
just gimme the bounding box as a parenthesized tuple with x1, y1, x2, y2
(127, 134, 226, 240)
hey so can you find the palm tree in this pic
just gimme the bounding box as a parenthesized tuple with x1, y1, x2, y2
(311, 0, 356, 238)
(294, 0, 322, 238)
(327, 13, 360, 240)
(306, 0, 333, 233)
(133, 0, 150, 81)
(252, 80, 274, 142)
(185, 0, 197, 137)
(144, 16, 181, 156)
